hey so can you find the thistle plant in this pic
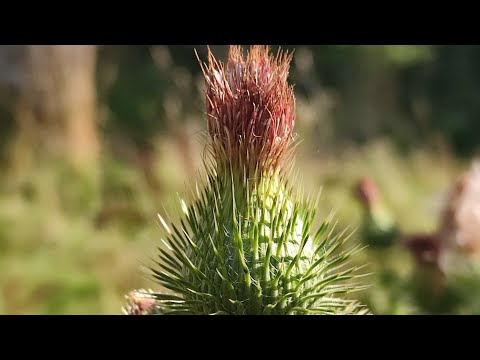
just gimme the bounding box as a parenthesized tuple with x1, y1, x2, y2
(126, 45, 368, 315)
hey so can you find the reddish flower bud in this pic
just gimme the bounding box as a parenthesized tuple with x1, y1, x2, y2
(198, 45, 296, 176)
(355, 177, 379, 207)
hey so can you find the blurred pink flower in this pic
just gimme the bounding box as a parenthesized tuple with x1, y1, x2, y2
(122, 289, 158, 315)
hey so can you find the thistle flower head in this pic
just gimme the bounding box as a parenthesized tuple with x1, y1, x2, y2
(440, 160, 480, 256)
(199, 45, 296, 175)
(123, 46, 368, 315)
(401, 233, 444, 267)
(122, 289, 159, 315)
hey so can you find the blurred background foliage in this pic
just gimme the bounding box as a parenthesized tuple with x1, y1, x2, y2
(1, 45, 480, 314)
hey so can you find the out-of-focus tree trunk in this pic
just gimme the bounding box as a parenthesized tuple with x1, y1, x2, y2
(11, 45, 99, 173)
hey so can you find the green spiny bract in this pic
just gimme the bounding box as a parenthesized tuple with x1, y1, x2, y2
(152, 169, 367, 314)
(129, 45, 369, 315)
